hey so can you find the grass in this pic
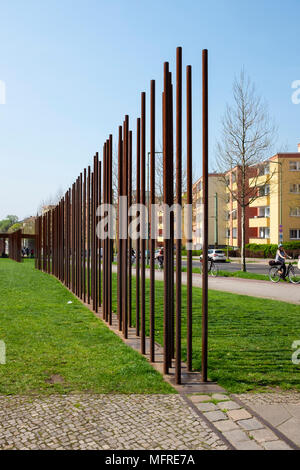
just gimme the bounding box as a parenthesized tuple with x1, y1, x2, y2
(110, 272, 300, 394)
(0, 259, 174, 395)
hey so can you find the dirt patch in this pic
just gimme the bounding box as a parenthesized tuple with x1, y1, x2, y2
(45, 374, 65, 384)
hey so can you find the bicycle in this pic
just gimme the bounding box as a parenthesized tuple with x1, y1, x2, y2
(269, 261, 300, 284)
(199, 258, 218, 277)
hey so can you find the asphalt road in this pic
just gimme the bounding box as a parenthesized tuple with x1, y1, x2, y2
(182, 260, 270, 275)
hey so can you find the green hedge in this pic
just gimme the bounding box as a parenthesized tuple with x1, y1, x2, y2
(245, 242, 300, 258)
(181, 249, 202, 256)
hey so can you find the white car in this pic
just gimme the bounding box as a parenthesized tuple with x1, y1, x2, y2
(200, 249, 226, 262)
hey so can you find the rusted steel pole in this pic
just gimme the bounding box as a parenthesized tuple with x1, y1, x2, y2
(117, 125, 123, 331)
(169, 72, 175, 365)
(47, 210, 50, 273)
(136, 118, 141, 336)
(202, 49, 208, 382)
(140, 93, 146, 354)
(175, 46, 182, 384)
(122, 117, 129, 338)
(79, 173, 83, 299)
(150, 79, 155, 362)
(91, 171, 95, 308)
(128, 130, 132, 328)
(163, 62, 171, 374)
(98, 160, 102, 309)
(104, 142, 109, 322)
(102, 146, 106, 319)
(76, 178, 79, 296)
(83, 169, 87, 302)
(162, 78, 168, 373)
(87, 166, 91, 303)
(186, 64, 193, 372)
(108, 135, 113, 324)
(94, 154, 99, 313)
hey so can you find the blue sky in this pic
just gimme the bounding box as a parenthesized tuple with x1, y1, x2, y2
(0, 0, 299, 220)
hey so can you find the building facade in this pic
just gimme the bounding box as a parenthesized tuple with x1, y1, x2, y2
(248, 150, 300, 244)
(192, 174, 227, 249)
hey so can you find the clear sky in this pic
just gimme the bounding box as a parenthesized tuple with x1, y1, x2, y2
(0, 0, 299, 220)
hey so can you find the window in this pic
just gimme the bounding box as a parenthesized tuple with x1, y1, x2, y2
(258, 206, 270, 218)
(258, 164, 270, 176)
(258, 185, 270, 197)
(232, 209, 237, 220)
(290, 207, 300, 217)
(259, 227, 270, 239)
(232, 228, 237, 239)
(290, 229, 300, 239)
(226, 228, 230, 238)
(289, 161, 300, 171)
(290, 183, 300, 193)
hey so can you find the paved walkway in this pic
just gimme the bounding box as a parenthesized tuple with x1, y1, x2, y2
(236, 392, 300, 448)
(0, 394, 227, 450)
(188, 392, 297, 450)
(112, 266, 300, 304)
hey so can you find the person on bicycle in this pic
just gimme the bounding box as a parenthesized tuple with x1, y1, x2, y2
(156, 247, 164, 268)
(275, 244, 291, 279)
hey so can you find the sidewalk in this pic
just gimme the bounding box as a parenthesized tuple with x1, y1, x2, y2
(112, 265, 300, 305)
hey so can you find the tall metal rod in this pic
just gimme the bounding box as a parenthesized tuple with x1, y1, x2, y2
(175, 46, 182, 384)
(186, 64, 193, 372)
(149, 79, 155, 362)
(117, 125, 123, 331)
(128, 130, 132, 327)
(136, 118, 141, 336)
(140, 92, 146, 355)
(83, 169, 87, 302)
(98, 160, 102, 308)
(102, 144, 107, 321)
(122, 117, 129, 338)
(108, 135, 113, 324)
(202, 49, 208, 382)
(163, 62, 170, 374)
(168, 72, 174, 365)
(87, 166, 91, 303)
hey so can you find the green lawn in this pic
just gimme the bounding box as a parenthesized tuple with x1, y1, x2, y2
(111, 273, 300, 394)
(0, 259, 174, 395)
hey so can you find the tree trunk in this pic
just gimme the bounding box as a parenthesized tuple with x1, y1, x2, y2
(241, 205, 246, 272)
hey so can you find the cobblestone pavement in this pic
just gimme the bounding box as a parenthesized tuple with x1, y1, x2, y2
(189, 392, 297, 450)
(0, 394, 228, 450)
(235, 392, 300, 448)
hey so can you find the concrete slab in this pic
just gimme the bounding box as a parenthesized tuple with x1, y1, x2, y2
(278, 418, 300, 446)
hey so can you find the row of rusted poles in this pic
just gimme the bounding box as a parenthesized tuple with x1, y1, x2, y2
(7, 229, 22, 262)
(34, 48, 209, 386)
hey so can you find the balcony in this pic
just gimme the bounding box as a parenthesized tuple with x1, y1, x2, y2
(249, 174, 268, 187)
(249, 217, 270, 228)
(249, 196, 270, 207)
(248, 238, 270, 245)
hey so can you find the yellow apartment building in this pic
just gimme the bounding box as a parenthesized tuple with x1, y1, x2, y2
(248, 148, 300, 245)
(192, 174, 227, 249)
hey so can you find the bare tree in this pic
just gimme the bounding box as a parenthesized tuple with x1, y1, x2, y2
(217, 69, 277, 271)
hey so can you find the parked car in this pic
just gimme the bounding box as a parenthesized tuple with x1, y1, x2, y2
(200, 249, 226, 262)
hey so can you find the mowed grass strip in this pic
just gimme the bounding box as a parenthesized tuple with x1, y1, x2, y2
(111, 273, 300, 394)
(0, 259, 174, 395)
